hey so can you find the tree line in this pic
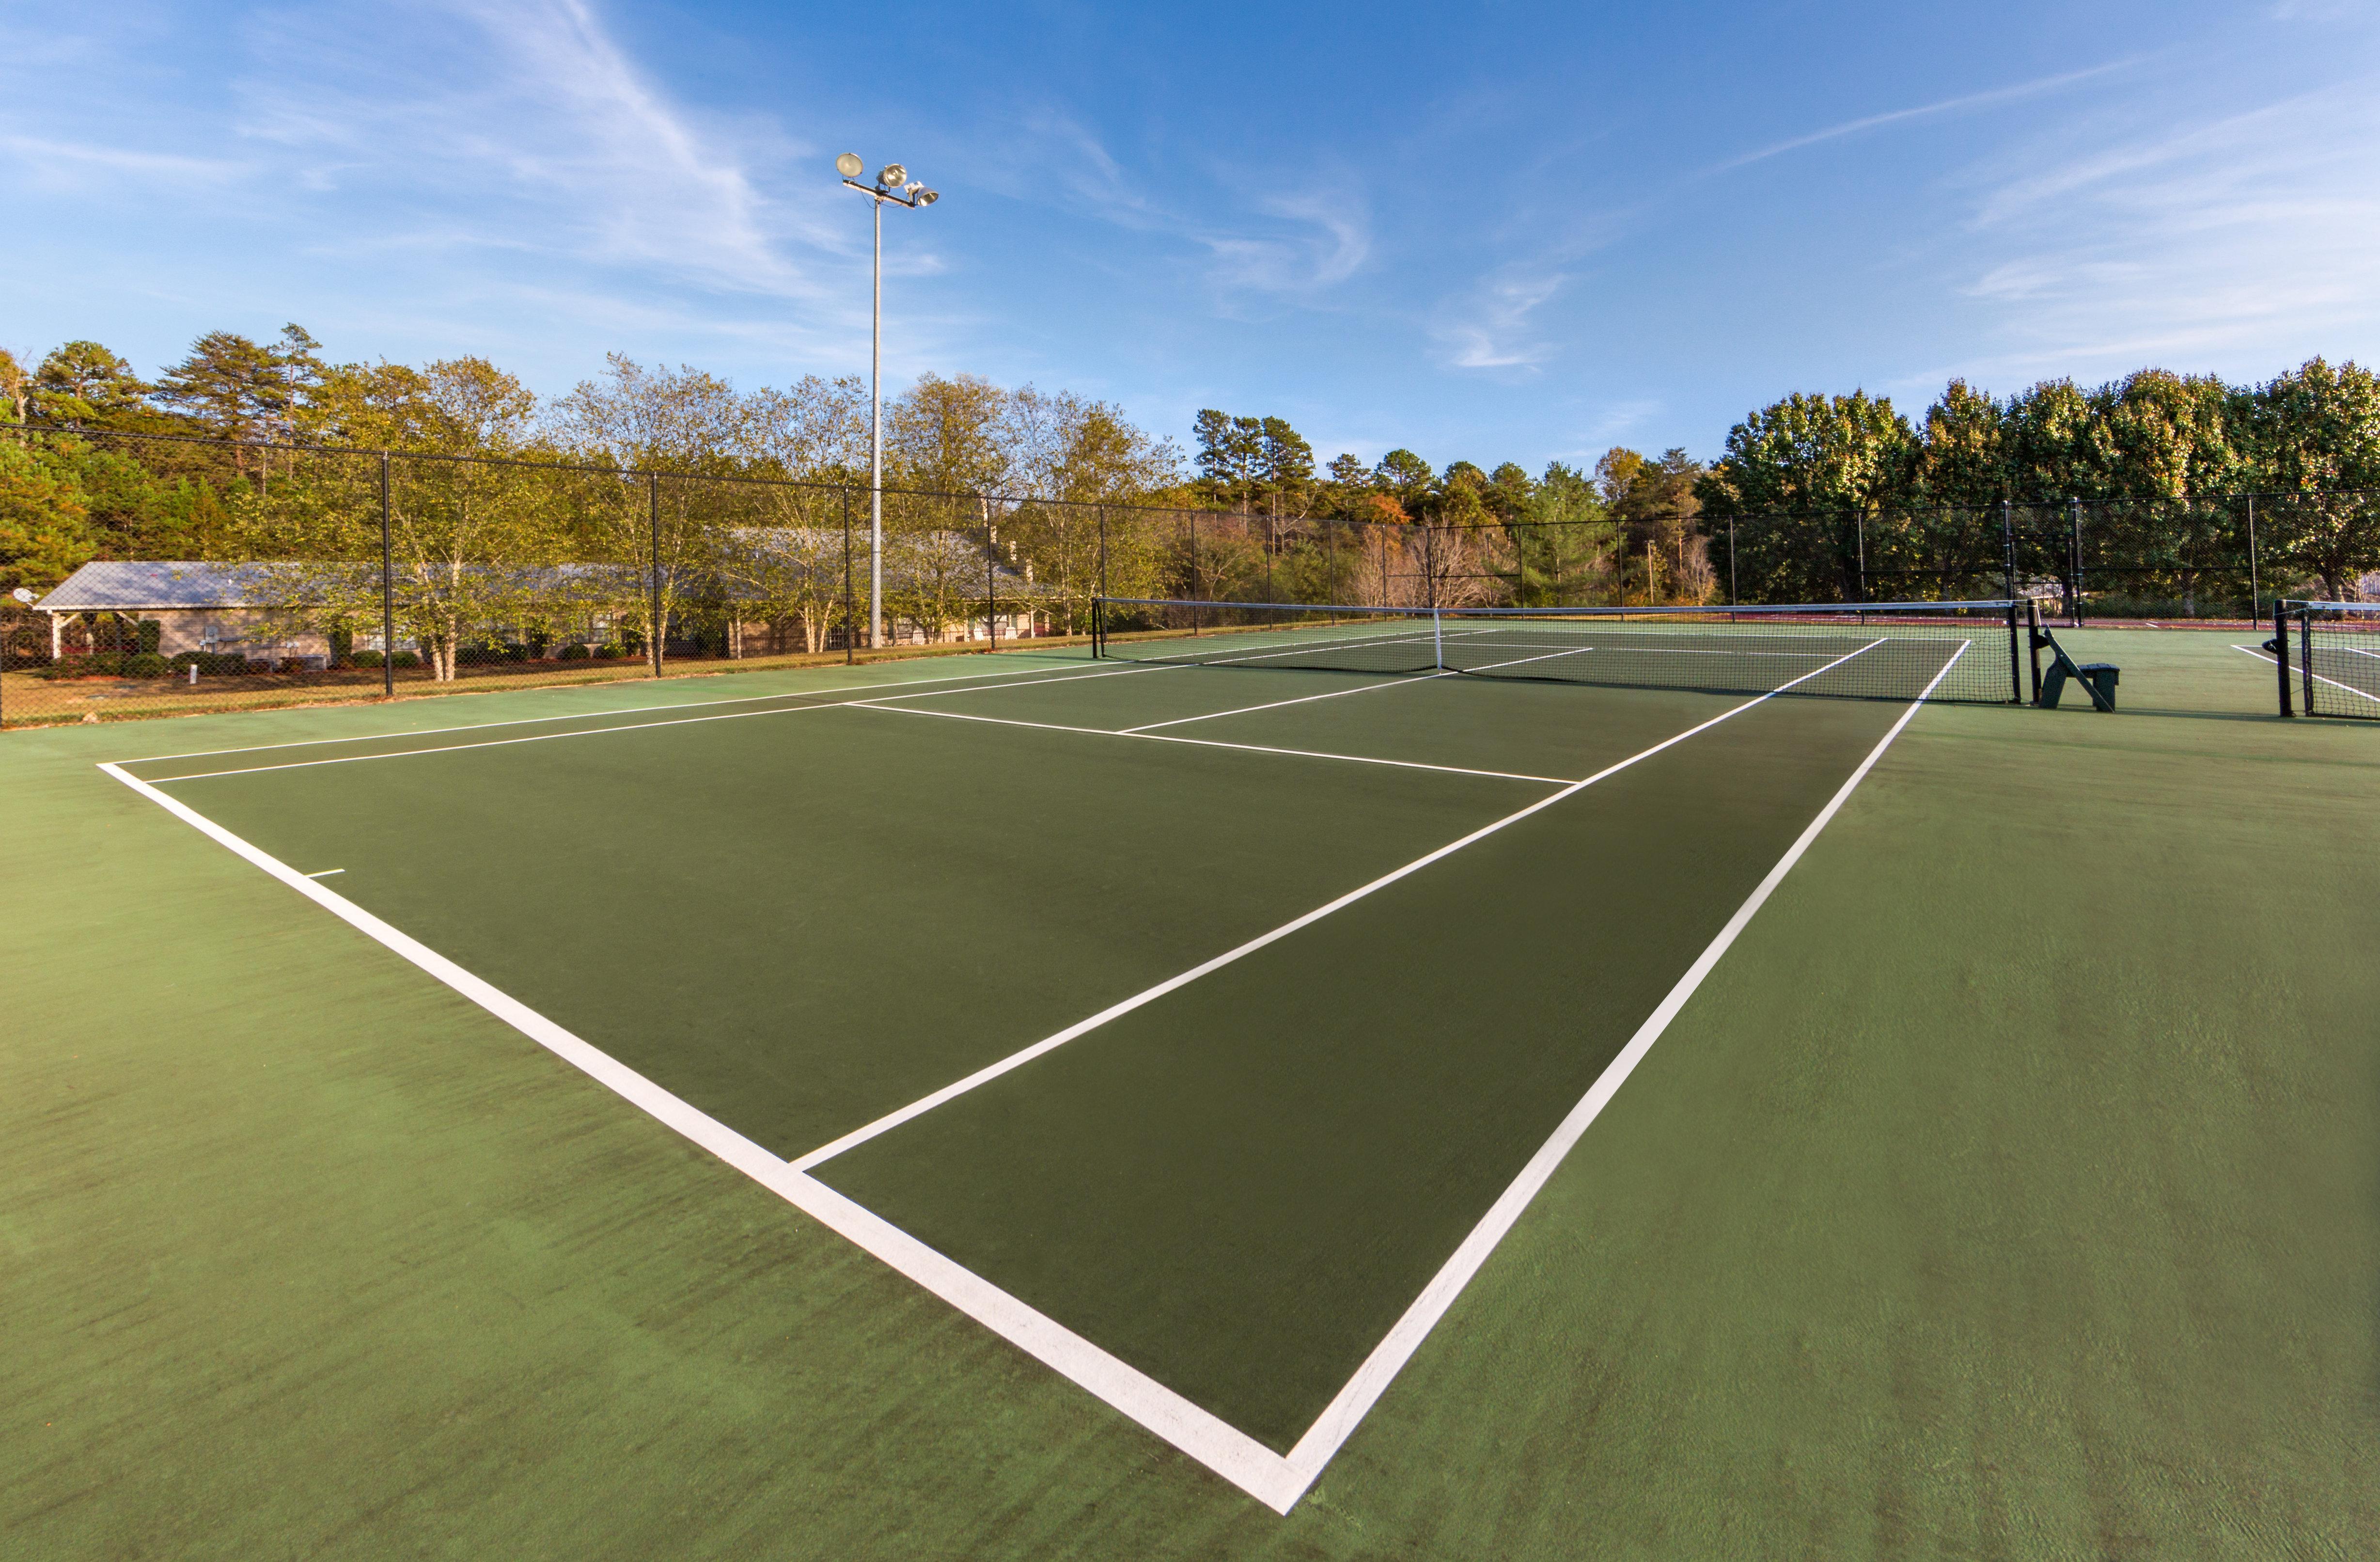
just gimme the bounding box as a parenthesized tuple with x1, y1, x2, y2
(0, 330, 1179, 600)
(1188, 359, 2380, 608)
(6, 326, 2378, 610)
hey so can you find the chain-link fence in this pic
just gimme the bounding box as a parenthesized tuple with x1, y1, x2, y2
(1097, 496, 2380, 634)
(9, 424, 2377, 727)
(2, 428, 1055, 728)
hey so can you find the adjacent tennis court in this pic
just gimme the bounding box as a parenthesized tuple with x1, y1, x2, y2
(99, 611, 1986, 1509)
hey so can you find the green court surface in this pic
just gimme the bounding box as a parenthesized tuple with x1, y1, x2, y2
(6, 627, 2376, 1557)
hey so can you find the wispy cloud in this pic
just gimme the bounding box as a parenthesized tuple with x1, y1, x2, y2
(1434, 268, 1568, 370)
(1199, 192, 1371, 296)
(1949, 79, 2380, 380)
(980, 106, 1371, 307)
(1559, 400, 1662, 458)
(238, 0, 837, 303)
(1713, 61, 2137, 174)
(0, 135, 248, 190)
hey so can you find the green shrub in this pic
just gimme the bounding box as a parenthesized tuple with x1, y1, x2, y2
(594, 643, 625, 660)
(125, 652, 169, 678)
(390, 650, 421, 669)
(559, 643, 591, 660)
(168, 651, 249, 677)
(137, 619, 163, 654)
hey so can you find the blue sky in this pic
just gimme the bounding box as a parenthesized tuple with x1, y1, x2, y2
(6, 1, 2379, 472)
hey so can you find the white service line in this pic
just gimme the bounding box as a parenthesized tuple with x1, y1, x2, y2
(96, 631, 1915, 1517)
(2230, 642, 2380, 704)
(94, 758, 1307, 1512)
(304, 868, 345, 878)
(791, 635, 1891, 1177)
(1121, 671, 1454, 732)
(135, 663, 1181, 783)
(1274, 639, 1965, 1494)
(848, 702, 1574, 786)
(111, 653, 1106, 766)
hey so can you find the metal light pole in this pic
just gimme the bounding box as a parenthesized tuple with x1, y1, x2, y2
(837, 153, 939, 649)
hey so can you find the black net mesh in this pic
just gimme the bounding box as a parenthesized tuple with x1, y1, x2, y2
(1095, 598, 2022, 704)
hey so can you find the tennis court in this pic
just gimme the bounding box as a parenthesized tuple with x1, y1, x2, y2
(94, 610, 1998, 1510)
(12, 614, 2379, 1556)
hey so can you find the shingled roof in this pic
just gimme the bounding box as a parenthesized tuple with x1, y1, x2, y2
(33, 561, 294, 612)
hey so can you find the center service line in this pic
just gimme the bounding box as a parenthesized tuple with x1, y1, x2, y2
(789, 638, 1887, 1174)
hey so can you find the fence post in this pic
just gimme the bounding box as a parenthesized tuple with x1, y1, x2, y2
(842, 487, 855, 665)
(2000, 498, 2016, 603)
(648, 471, 662, 678)
(1427, 522, 1444, 670)
(2068, 498, 2083, 626)
(380, 451, 395, 696)
(1267, 497, 1276, 604)
(1728, 517, 1737, 606)
(1190, 511, 1200, 634)
(982, 494, 995, 652)
(2246, 494, 2260, 620)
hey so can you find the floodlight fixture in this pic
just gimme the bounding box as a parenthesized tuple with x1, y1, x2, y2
(835, 152, 863, 177)
(916, 189, 938, 206)
(877, 163, 907, 189)
(9, 587, 33, 603)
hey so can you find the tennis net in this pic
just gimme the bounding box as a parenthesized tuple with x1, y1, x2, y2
(2277, 601, 2380, 717)
(1093, 598, 2024, 704)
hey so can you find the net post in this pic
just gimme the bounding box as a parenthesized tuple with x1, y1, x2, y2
(1092, 596, 1102, 659)
(379, 450, 395, 698)
(2300, 608, 2315, 716)
(2020, 598, 2036, 704)
(981, 494, 995, 654)
(2274, 600, 2292, 716)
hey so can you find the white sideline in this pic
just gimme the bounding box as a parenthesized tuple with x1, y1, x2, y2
(111, 653, 1108, 765)
(104, 629, 1918, 1516)
(846, 702, 1576, 786)
(790, 637, 1889, 1175)
(133, 663, 1179, 783)
(2230, 642, 2380, 705)
(96, 759, 1311, 1513)
(1274, 640, 1966, 1490)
